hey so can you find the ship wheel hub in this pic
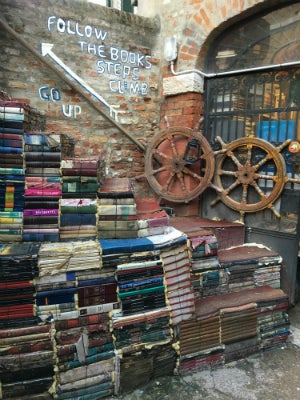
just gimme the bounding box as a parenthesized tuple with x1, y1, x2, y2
(171, 156, 186, 173)
(237, 164, 256, 185)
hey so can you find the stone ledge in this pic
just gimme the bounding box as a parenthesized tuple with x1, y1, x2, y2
(163, 72, 204, 96)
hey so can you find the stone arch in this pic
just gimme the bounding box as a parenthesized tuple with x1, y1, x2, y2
(172, 0, 289, 71)
(199, 0, 300, 74)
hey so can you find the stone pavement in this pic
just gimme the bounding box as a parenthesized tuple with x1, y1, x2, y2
(108, 302, 300, 400)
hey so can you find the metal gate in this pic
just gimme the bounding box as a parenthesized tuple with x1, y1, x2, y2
(204, 68, 300, 188)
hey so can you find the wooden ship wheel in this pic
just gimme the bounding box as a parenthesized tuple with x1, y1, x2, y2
(144, 127, 216, 203)
(211, 135, 296, 221)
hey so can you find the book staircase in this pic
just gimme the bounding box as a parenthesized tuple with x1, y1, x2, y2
(0, 100, 291, 399)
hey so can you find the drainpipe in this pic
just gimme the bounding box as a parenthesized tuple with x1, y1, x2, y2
(169, 59, 300, 78)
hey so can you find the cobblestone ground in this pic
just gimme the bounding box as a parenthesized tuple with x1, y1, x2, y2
(107, 343, 300, 400)
(108, 304, 300, 400)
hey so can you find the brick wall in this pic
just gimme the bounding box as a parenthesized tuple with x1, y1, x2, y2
(0, 0, 161, 184)
(160, 92, 204, 131)
(0, 0, 277, 204)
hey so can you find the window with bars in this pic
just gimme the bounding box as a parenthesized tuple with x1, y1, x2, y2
(205, 69, 300, 190)
(204, 1, 300, 180)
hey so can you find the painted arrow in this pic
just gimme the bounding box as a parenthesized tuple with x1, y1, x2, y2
(40, 42, 119, 120)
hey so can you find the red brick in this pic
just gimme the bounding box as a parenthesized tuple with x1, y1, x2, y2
(193, 13, 202, 25)
(180, 53, 196, 61)
(200, 8, 210, 27)
(184, 28, 193, 36)
(166, 109, 183, 117)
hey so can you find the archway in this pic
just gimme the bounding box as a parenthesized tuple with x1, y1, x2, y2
(202, 1, 300, 303)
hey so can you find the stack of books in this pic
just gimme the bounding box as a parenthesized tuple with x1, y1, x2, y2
(60, 156, 102, 240)
(0, 101, 27, 241)
(23, 132, 61, 242)
(98, 177, 138, 239)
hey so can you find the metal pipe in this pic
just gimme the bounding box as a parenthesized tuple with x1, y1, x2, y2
(0, 17, 146, 152)
(170, 59, 300, 78)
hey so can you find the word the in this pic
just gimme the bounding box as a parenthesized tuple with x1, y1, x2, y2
(47, 16, 108, 41)
(79, 42, 152, 70)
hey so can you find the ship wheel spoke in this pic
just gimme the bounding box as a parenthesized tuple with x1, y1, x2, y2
(227, 150, 243, 168)
(150, 165, 169, 177)
(167, 135, 180, 158)
(252, 180, 268, 198)
(253, 153, 272, 170)
(218, 169, 238, 178)
(255, 173, 276, 181)
(224, 179, 240, 195)
(176, 172, 188, 193)
(182, 166, 203, 181)
(241, 183, 249, 206)
(162, 171, 176, 192)
(153, 148, 173, 163)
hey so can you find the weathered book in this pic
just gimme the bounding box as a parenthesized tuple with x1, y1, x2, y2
(60, 198, 97, 214)
(25, 151, 61, 161)
(98, 177, 134, 198)
(61, 156, 102, 170)
(136, 196, 169, 228)
(98, 219, 138, 231)
(98, 204, 137, 216)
